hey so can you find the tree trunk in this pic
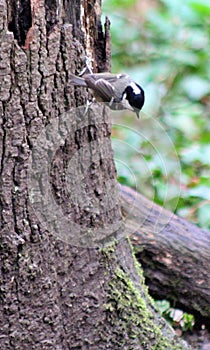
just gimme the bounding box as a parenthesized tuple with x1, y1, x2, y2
(0, 0, 191, 349)
(121, 185, 210, 328)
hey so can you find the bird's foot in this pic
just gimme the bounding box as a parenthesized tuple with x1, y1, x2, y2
(84, 99, 93, 115)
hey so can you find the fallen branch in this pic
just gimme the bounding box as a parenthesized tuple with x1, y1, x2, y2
(120, 185, 210, 328)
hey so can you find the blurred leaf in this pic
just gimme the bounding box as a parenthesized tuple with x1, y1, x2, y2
(181, 145, 210, 166)
(181, 76, 210, 100)
(103, 0, 136, 11)
(166, 113, 199, 138)
(197, 203, 210, 227)
(103, 0, 210, 228)
(182, 313, 195, 331)
(189, 0, 210, 15)
(188, 186, 210, 200)
(155, 300, 170, 314)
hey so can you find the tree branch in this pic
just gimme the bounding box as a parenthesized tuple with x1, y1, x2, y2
(120, 185, 210, 328)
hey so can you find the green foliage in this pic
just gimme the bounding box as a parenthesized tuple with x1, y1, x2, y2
(155, 300, 195, 332)
(102, 0, 210, 228)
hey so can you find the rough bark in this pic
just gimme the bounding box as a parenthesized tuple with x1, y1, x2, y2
(121, 185, 210, 328)
(0, 0, 191, 349)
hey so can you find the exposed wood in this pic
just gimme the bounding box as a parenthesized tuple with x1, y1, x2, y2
(121, 184, 210, 327)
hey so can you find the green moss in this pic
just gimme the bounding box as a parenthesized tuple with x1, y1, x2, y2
(103, 239, 189, 349)
(100, 239, 118, 256)
(107, 267, 187, 348)
(129, 238, 156, 308)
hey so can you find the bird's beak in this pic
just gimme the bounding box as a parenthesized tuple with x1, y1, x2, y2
(135, 110, 140, 118)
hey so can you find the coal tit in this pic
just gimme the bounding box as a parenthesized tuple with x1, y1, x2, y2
(69, 72, 145, 118)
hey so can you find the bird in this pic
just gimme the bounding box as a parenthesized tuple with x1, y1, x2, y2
(69, 72, 145, 118)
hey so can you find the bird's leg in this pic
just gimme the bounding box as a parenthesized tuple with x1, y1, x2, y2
(109, 97, 114, 107)
(84, 96, 97, 115)
(84, 99, 92, 114)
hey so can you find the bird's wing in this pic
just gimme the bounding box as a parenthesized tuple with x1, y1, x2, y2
(68, 74, 87, 87)
(85, 76, 116, 102)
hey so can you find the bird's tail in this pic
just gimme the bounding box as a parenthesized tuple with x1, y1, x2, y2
(68, 74, 87, 87)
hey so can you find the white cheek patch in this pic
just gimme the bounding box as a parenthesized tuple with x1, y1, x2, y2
(130, 81, 141, 95)
(122, 92, 126, 100)
(121, 97, 133, 111)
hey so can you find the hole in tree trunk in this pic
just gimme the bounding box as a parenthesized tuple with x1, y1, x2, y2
(8, 0, 32, 46)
